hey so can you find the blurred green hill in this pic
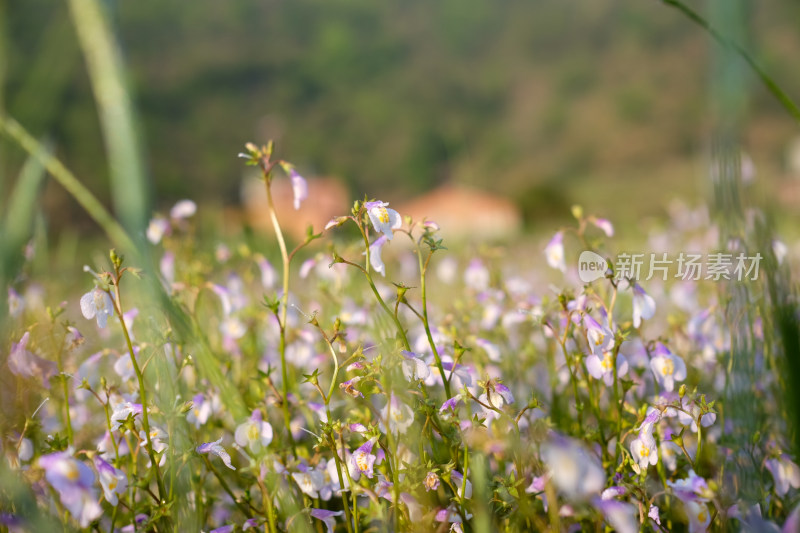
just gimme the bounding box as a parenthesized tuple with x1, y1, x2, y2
(3, 0, 799, 231)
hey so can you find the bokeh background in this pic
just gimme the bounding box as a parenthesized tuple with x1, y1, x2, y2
(3, 0, 800, 236)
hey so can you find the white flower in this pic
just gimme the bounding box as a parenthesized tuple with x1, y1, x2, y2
(649, 343, 687, 392)
(545, 232, 566, 272)
(380, 394, 414, 434)
(170, 199, 197, 219)
(400, 351, 430, 381)
(540, 435, 605, 499)
(234, 410, 274, 453)
(289, 168, 308, 210)
(94, 456, 127, 506)
(146, 216, 169, 244)
(365, 200, 402, 240)
(367, 235, 389, 276)
(80, 288, 114, 328)
(632, 283, 656, 328)
(630, 434, 658, 471)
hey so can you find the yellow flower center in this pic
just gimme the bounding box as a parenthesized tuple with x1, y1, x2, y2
(661, 359, 674, 376)
(109, 478, 118, 491)
(697, 509, 708, 522)
(247, 423, 260, 442)
(601, 353, 614, 371)
(392, 409, 405, 422)
(355, 451, 369, 472)
(64, 462, 80, 481)
(377, 207, 390, 224)
(640, 445, 650, 457)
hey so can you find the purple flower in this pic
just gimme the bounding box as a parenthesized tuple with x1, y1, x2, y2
(234, 410, 274, 453)
(590, 217, 614, 237)
(400, 350, 430, 381)
(38, 452, 102, 527)
(439, 394, 463, 415)
(765, 454, 800, 497)
(649, 504, 661, 526)
(8, 287, 23, 316)
(187, 393, 216, 429)
(209, 525, 234, 533)
(540, 435, 605, 499)
(365, 200, 402, 240)
(289, 168, 308, 210)
(632, 283, 656, 328)
(349, 437, 378, 480)
(255, 254, 276, 289)
(583, 315, 614, 354)
(80, 288, 114, 328)
(450, 470, 473, 499)
(400, 492, 424, 521)
(197, 437, 236, 470)
(309, 509, 343, 533)
(7, 332, 57, 388)
(594, 499, 637, 533)
(649, 343, 687, 392)
(340, 377, 364, 398)
(545, 232, 566, 272)
(94, 456, 127, 506)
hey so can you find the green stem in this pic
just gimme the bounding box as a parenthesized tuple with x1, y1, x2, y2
(263, 171, 297, 455)
(418, 249, 451, 399)
(0, 115, 137, 252)
(112, 281, 167, 504)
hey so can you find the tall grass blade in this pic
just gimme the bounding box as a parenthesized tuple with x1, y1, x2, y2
(67, 0, 149, 237)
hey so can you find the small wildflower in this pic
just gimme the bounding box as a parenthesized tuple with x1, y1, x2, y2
(170, 199, 197, 219)
(765, 454, 800, 497)
(381, 394, 414, 434)
(349, 437, 378, 480)
(94, 456, 127, 506)
(368, 235, 389, 276)
(586, 351, 628, 386)
(540, 435, 605, 499)
(80, 288, 114, 328)
(400, 350, 431, 381)
(8, 332, 57, 388)
(545, 232, 566, 272)
(649, 343, 687, 392)
(146, 216, 169, 244)
(425, 471, 440, 491)
(38, 452, 102, 528)
(340, 377, 364, 398)
(365, 200, 402, 240)
(631, 283, 656, 328)
(289, 168, 308, 210)
(197, 438, 236, 470)
(234, 410, 274, 453)
(309, 509, 342, 533)
(630, 434, 658, 471)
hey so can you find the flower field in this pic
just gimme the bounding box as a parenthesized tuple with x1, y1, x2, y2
(2, 141, 798, 532)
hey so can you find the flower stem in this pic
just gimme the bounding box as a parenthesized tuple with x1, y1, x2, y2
(111, 280, 167, 504)
(263, 170, 297, 455)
